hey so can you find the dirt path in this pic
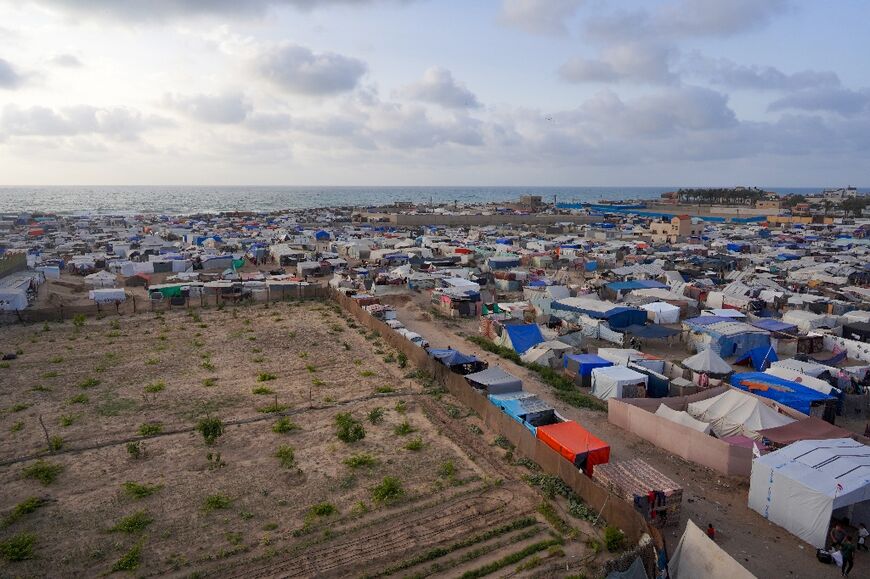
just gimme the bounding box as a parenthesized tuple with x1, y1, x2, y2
(394, 298, 849, 579)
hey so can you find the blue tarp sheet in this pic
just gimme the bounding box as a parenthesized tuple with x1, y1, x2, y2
(751, 319, 797, 334)
(606, 280, 669, 292)
(503, 324, 545, 354)
(564, 354, 612, 376)
(585, 261, 597, 272)
(623, 324, 680, 339)
(685, 316, 731, 327)
(741, 346, 778, 371)
(730, 372, 833, 415)
(428, 349, 478, 367)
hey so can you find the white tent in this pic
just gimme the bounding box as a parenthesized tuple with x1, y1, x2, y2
(84, 270, 117, 288)
(748, 438, 870, 548)
(591, 366, 647, 400)
(89, 288, 126, 303)
(763, 367, 839, 396)
(669, 519, 756, 579)
(0, 289, 28, 311)
(641, 301, 680, 324)
(682, 349, 732, 375)
(687, 389, 794, 439)
(654, 404, 712, 434)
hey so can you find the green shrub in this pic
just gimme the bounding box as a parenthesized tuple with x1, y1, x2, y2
(252, 386, 274, 395)
(257, 372, 277, 382)
(111, 510, 153, 533)
(404, 437, 423, 451)
(393, 420, 414, 436)
(10, 421, 24, 432)
(335, 412, 365, 443)
(360, 370, 375, 377)
(397, 352, 408, 368)
(438, 461, 456, 478)
(196, 416, 223, 444)
(0, 533, 36, 562)
(371, 476, 403, 503)
(77, 377, 101, 389)
(604, 526, 625, 552)
(202, 377, 218, 387)
(374, 385, 394, 394)
(59, 414, 75, 427)
(272, 417, 300, 434)
(72, 314, 86, 327)
(126, 441, 144, 459)
(22, 460, 63, 485)
(48, 436, 63, 452)
(138, 422, 162, 436)
(2, 497, 46, 528)
(202, 494, 232, 512)
(69, 393, 88, 404)
(394, 400, 407, 414)
(0, 362, 9, 369)
(308, 502, 337, 517)
(344, 453, 378, 469)
(275, 445, 296, 468)
(9, 403, 30, 413)
(367, 407, 385, 424)
(122, 482, 162, 499)
(111, 543, 141, 572)
(143, 381, 165, 393)
(257, 401, 289, 413)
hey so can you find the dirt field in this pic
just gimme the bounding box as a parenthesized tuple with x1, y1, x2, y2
(391, 293, 863, 579)
(0, 300, 610, 577)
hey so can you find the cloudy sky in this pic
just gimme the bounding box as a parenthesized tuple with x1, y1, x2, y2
(0, 0, 867, 186)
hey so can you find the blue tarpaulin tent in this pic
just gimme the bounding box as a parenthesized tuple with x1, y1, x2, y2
(564, 354, 612, 376)
(751, 319, 797, 334)
(736, 345, 779, 371)
(428, 348, 478, 367)
(502, 324, 545, 354)
(730, 372, 833, 415)
(623, 324, 680, 339)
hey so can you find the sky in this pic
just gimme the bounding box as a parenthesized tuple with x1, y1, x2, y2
(0, 0, 868, 187)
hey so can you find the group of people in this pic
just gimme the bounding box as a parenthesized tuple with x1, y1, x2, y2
(828, 522, 869, 576)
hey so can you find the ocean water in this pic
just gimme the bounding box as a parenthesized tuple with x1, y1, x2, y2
(0, 185, 841, 216)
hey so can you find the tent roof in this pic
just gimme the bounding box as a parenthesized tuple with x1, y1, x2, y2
(682, 348, 732, 374)
(730, 372, 833, 415)
(591, 365, 647, 381)
(465, 366, 522, 388)
(503, 324, 545, 354)
(668, 520, 756, 579)
(622, 324, 680, 339)
(428, 348, 478, 366)
(757, 417, 854, 446)
(654, 404, 712, 434)
(688, 389, 794, 439)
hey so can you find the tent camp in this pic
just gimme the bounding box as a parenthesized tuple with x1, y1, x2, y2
(488, 392, 560, 434)
(520, 340, 571, 368)
(499, 323, 545, 354)
(564, 354, 613, 387)
(668, 520, 756, 579)
(748, 438, 870, 548)
(591, 366, 648, 400)
(757, 417, 854, 447)
(427, 348, 486, 375)
(654, 404, 712, 434)
(536, 420, 610, 475)
(681, 348, 732, 375)
(687, 389, 794, 439)
(464, 366, 522, 395)
(640, 301, 680, 324)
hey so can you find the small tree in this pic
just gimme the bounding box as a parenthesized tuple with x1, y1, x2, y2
(196, 416, 223, 445)
(335, 413, 365, 443)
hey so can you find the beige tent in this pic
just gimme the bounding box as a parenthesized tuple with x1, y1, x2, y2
(654, 404, 712, 435)
(669, 519, 756, 579)
(687, 389, 794, 439)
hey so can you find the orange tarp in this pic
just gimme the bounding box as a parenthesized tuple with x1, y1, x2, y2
(536, 421, 611, 476)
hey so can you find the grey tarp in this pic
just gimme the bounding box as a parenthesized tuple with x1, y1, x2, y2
(606, 556, 648, 579)
(464, 366, 523, 394)
(669, 520, 756, 579)
(682, 348, 733, 375)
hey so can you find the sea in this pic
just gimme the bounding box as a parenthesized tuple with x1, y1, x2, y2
(0, 186, 854, 216)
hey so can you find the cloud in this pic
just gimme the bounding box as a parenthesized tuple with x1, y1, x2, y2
(0, 104, 166, 140)
(399, 67, 480, 109)
(49, 54, 83, 68)
(253, 43, 366, 96)
(560, 42, 675, 84)
(12, 0, 409, 21)
(768, 88, 870, 116)
(682, 53, 840, 91)
(164, 91, 252, 124)
(0, 58, 24, 89)
(499, 0, 583, 35)
(654, 0, 792, 38)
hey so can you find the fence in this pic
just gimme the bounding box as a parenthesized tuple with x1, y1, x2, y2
(0, 284, 328, 325)
(330, 289, 663, 557)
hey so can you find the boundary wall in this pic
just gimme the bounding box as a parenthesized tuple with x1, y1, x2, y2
(331, 289, 662, 553)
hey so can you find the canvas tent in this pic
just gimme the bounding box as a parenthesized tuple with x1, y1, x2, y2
(757, 417, 853, 447)
(536, 420, 610, 475)
(640, 301, 680, 324)
(499, 323, 545, 354)
(730, 372, 833, 416)
(681, 348, 732, 375)
(464, 366, 522, 395)
(591, 366, 648, 400)
(668, 520, 756, 579)
(654, 404, 712, 434)
(564, 354, 613, 387)
(687, 389, 794, 439)
(748, 438, 870, 548)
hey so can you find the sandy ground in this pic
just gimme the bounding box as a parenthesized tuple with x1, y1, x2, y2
(0, 301, 611, 577)
(392, 293, 864, 579)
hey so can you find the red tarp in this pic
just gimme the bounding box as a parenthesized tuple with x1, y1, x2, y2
(536, 421, 611, 476)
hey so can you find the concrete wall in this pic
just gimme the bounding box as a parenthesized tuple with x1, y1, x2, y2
(0, 252, 27, 279)
(331, 289, 662, 549)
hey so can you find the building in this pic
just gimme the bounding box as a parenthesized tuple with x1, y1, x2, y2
(649, 215, 703, 244)
(821, 186, 859, 200)
(755, 200, 781, 211)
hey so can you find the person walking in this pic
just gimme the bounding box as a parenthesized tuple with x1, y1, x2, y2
(706, 523, 716, 541)
(858, 523, 869, 551)
(840, 536, 855, 577)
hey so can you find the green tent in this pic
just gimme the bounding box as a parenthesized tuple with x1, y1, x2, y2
(232, 258, 246, 270)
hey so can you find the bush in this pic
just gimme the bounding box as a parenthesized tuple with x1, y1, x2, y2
(202, 377, 218, 387)
(59, 414, 75, 427)
(438, 461, 456, 478)
(48, 436, 63, 452)
(252, 386, 274, 395)
(138, 422, 162, 436)
(77, 377, 101, 389)
(111, 511, 153, 533)
(272, 417, 300, 434)
(202, 494, 232, 512)
(393, 420, 414, 436)
(275, 445, 296, 468)
(604, 526, 625, 552)
(308, 502, 337, 517)
(122, 482, 162, 499)
(111, 543, 141, 572)
(371, 476, 403, 503)
(344, 453, 378, 469)
(126, 441, 144, 460)
(196, 416, 223, 444)
(0, 533, 36, 562)
(374, 385, 394, 394)
(257, 372, 277, 382)
(22, 460, 63, 485)
(397, 352, 408, 368)
(335, 413, 365, 443)
(404, 437, 423, 451)
(69, 394, 88, 404)
(367, 407, 385, 424)
(72, 314, 86, 328)
(143, 381, 165, 393)
(2, 497, 46, 528)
